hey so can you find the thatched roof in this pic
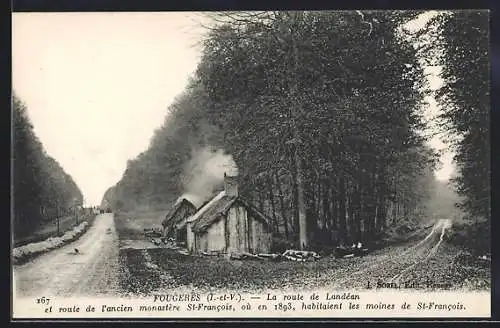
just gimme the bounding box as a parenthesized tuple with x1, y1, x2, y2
(187, 191, 226, 224)
(161, 198, 197, 228)
(189, 191, 271, 234)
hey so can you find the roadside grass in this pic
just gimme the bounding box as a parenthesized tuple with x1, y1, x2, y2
(118, 240, 491, 294)
(447, 246, 491, 290)
(13, 213, 98, 265)
(402, 243, 490, 291)
(118, 248, 164, 296)
(148, 248, 340, 291)
(14, 214, 97, 248)
(115, 209, 170, 295)
(119, 247, 382, 293)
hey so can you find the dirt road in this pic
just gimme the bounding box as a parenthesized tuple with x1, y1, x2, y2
(326, 219, 459, 290)
(13, 213, 120, 298)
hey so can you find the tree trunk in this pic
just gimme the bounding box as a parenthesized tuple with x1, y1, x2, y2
(363, 171, 375, 243)
(338, 172, 347, 244)
(322, 183, 331, 227)
(316, 181, 321, 223)
(376, 194, 386, 234)
(376, 171, 387, 234)
(276, 175, 290, 240)
(288, 13, 308, 250)
(354, 183, 362, 243)
(290, 163, 300, 236)
(268, 176, 279, 235)
(347, 195, 353, 244)
(295, 150, 308, 249)
(56, 205, 60, 236)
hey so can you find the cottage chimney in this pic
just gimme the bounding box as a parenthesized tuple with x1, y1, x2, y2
(224, 168, 239, 197)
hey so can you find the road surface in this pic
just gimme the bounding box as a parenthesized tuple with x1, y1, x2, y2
(325, 219, 456, 290)
(13, 213, 120, 298)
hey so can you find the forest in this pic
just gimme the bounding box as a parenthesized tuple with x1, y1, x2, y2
(103, 11, 489, 253)
(13, 94, 84, 238)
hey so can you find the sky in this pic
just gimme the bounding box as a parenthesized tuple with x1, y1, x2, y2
(12, 11, 454, 206)
(13, 12, 209, 205)
(403, 11, 455, 181)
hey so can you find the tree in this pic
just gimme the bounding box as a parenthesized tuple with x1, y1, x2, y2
(12, 94, 83, 237)
(422, 11, 489, 222)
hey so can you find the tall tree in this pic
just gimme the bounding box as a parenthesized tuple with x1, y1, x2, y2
(423, 11, 490, 221)
(13, 94, 83, 236)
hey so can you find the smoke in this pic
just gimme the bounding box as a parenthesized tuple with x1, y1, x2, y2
(181, 147, 237, 207)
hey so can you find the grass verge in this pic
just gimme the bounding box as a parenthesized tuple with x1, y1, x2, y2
(12, 214, 97, 265)
(14, 215, 87, 248)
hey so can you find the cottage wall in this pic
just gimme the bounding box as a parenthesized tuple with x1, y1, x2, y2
(227, 206, 249, 254)
(195, 234, 207, 252)
(224, 205, 272, 254)
(190, 203, 272, 255)
(249, 216, 272, 253)
(176, 226, 187, 243)
(198, 218, 225, 253)
(163, 203, 196, 238)
(186, 222, 195, 253)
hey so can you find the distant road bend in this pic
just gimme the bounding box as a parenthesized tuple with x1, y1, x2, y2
(328, 218, 454, 289)
(13, 213, 120, 298)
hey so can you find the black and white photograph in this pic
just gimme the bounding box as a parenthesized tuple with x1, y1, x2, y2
(11, 10, 490, 318)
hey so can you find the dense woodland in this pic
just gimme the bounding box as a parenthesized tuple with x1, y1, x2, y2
(13, 94, 83, 237)
(422, 11, 490, 253)
(104, 11, 489, 252)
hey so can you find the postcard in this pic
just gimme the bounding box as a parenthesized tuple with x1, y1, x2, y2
(11, 10, 491, 319)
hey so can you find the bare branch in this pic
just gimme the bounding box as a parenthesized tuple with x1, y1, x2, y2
(356, 10, 373, 36)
